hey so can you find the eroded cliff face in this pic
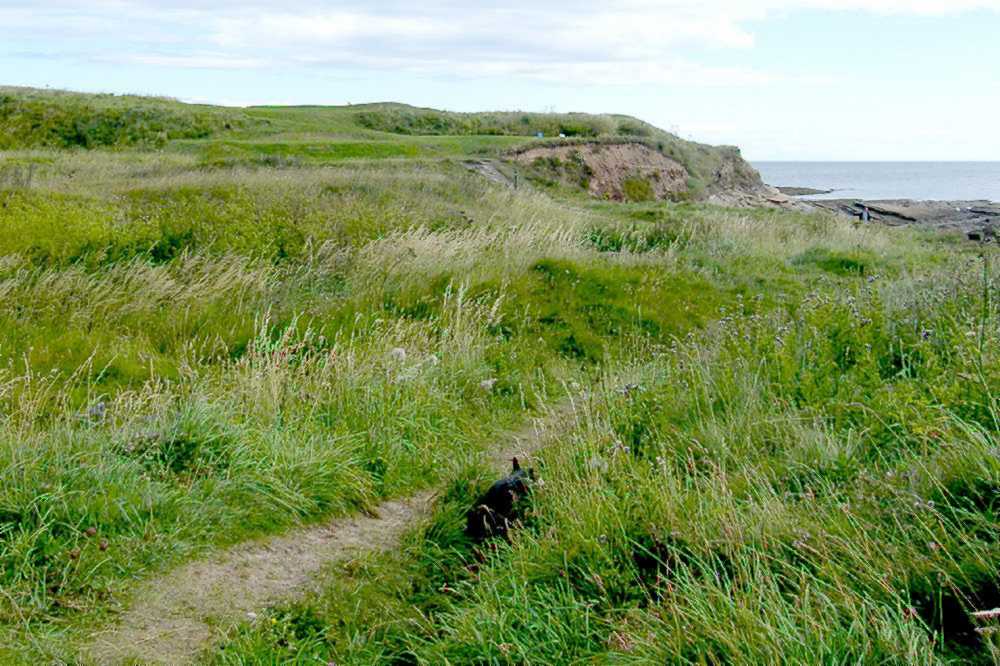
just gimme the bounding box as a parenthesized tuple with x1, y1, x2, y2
(512, 141, 790, 207)
(513, 142, 689, 201)
(701, 147, 792, 207)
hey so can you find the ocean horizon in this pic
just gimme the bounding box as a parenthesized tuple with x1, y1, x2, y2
(752, 161, 1000, 202)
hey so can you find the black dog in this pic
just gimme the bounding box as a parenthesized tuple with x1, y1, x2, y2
(465, 458, 535, 543)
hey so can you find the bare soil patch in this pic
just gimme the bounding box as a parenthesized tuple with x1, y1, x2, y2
(514, 142, 688, 201)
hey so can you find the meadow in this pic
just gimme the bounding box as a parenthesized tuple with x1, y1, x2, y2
(0, 88, 996, 664)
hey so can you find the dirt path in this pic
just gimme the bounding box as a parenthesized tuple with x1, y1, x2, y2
(462, 159, 519, 189)
(82, 401, 577, 665)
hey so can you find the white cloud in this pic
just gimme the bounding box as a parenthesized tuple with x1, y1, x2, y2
(3, 0, 1000, 85)
(116, 54, 269, 69)
(211, 11, 450, 48)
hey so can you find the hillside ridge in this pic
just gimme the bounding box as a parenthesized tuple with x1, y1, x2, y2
(1, 86, 776, 204)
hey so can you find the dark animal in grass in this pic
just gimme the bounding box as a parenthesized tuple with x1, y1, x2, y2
(465, 458, 535, 543)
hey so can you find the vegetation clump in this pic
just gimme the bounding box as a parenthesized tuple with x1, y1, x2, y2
(355, 106, 638, 138)
(622, 176, 655, 202)
(0, 87, 252, 149)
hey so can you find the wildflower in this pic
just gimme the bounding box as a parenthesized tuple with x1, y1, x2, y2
(87, 401, 107, 422)
(479, 378, 498, 392)
(388, 347, 407, 362)
(619, 383, 641, 397)
(928, 541, 940, 552)
(921, 329, 933, 340)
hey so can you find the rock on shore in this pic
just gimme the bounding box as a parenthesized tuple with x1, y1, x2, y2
(806, 199, 999, 240)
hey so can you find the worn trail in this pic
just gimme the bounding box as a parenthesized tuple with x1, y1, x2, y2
(82, 401, 576, 665)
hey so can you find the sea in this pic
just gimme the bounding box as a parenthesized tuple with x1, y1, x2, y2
(752, 162, 1000, 202)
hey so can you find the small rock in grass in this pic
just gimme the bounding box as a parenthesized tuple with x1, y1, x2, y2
(84, 527, 97, 538)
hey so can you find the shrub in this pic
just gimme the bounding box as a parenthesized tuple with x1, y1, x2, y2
(622, 177, 655, 202)
(0, 88, 251, 149)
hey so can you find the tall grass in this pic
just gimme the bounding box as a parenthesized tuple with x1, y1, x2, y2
(0, 107, 991, 663)
(207, 250, 998, 665)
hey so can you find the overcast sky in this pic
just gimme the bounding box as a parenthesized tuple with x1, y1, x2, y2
(2, 1, 999, 160)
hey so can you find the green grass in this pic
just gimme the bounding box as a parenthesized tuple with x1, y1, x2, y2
(0, 86, 254, 149)
(1, 88, 760, 201)
(0, 87, 996, 665)
(208, 256, 998, 665)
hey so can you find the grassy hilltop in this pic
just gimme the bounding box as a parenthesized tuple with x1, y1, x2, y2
(0, 88, 998, 664)
(0, 87, 756, 198)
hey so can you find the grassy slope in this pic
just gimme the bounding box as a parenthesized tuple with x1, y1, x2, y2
(0, 88, 996, 664)
(1, 87, 748, 194)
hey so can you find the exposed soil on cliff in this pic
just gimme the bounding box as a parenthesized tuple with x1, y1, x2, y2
(510, 141, 794, 209)
(513, 142, 689, 201)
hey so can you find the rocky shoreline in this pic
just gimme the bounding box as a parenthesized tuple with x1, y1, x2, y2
(776, 186, 835, 196)
(807, 199, 998, 240)
(775, 188, 999, 241)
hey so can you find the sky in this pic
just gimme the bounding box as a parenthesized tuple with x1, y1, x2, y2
(2, 1, 999, 160)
